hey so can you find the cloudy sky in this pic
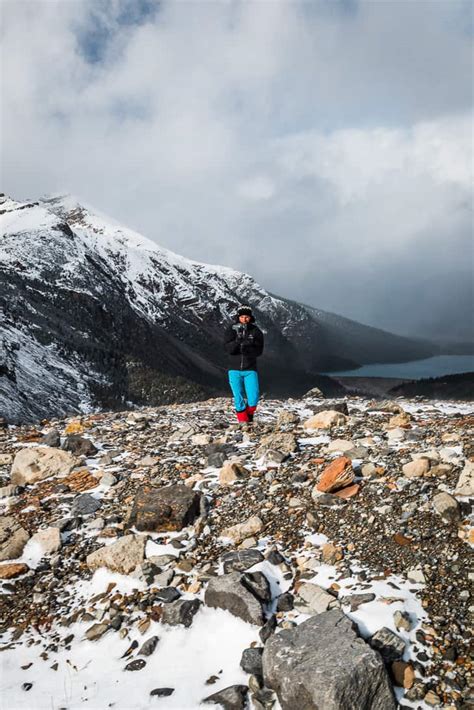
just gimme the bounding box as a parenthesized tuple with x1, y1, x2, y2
(2, 0, 472, 340)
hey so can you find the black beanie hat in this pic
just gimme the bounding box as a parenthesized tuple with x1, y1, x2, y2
(237, 305, 253, 317)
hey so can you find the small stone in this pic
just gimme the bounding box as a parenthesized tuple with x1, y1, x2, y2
(294, 583, 334, 614)
(369, 627, 405, 662)
(326, 439, 354, 453)
(100, 473, 117, 487)
(222, 549, 264, 573)
(333, 483, 360, 499)
(321, 543, 344, 565)
(150, 688, 174, 697)
(127, 484, 202, 532)
(221, 516, 264, 545)
(124, 659, 146, 671)
(219, 462, 248, 486)
(85, 623, 109, 641)
(203, 685, 248, 709)
(161, 599, 201, 627)
(344, 593, 375, 612)
(304, 410, 347, 430)
(276, 592, 294, 612)
(72, 493, 102, 515)
(26, 527, 61, 557)
(241, 647, 264, 675)
(424, 690, 441, 707)
(432, 492, 460, 522)
(276, 410, 300, 427)
(260, 614, 277, 643)
(402, 458, 430, 478)
(407, 568, 426, 584)
(62, 435, 98, 457)
(393, 610, 412, 632)
(41, 429, 61, 447)
(205, 572, 265, 625)
(138, 636, 159, 656)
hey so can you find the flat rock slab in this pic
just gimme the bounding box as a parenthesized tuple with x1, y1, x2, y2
(86, 534, 146, 574)
(294, 582, 335, 614)
(222, 549, 264, 573)
(205, 572, 265, 626)
(128, 484, 202, 532)
(263, 609, 396, 710)
(11, 447, 77, 486)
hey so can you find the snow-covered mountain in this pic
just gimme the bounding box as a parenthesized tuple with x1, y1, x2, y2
(0, 193, 435, 423)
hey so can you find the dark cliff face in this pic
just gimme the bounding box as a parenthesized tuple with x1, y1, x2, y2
(0, 194, 436, 423)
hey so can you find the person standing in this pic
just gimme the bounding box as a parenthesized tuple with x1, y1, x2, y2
(223, 305, 264, 423)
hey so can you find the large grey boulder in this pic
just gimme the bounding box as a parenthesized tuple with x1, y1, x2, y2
(262, 610, 396, 710)
(127, 484, 202, 532)
(205, 572, 266, 626)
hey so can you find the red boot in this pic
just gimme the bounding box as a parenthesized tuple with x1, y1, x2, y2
(246, 405, 257, 422)
(236, 409, 249, 423)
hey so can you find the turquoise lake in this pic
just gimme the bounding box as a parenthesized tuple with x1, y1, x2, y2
(326, 355, 474, 380)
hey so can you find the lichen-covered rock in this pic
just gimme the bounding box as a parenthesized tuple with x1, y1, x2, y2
(127, 484, 202, 532)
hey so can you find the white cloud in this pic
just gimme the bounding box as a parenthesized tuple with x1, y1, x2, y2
(1, 0, 472, 338)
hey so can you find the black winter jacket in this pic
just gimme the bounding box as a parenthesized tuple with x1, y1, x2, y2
(223, 319, 264, 371)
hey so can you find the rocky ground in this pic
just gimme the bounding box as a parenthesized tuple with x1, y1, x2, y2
(0, 392, 472, 710)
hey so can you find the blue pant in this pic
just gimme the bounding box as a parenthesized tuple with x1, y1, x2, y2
(228, 370, 260, 412)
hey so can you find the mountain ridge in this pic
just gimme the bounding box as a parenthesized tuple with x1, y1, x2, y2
(1, 193, 438, 423)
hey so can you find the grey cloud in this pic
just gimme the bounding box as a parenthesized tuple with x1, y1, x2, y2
(1, 0, 472, 341)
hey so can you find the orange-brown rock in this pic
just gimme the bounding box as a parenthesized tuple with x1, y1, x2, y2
(64, 421, 85, 435)
(391, 661, 415, 689)
(393, 533, 413, 546)
(334, 483, 360, 499)
(316, 457, 354, 493)
(321, 543, 344, 564)
(0, 563, 29, 579)
(63, 468, 98, 492)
